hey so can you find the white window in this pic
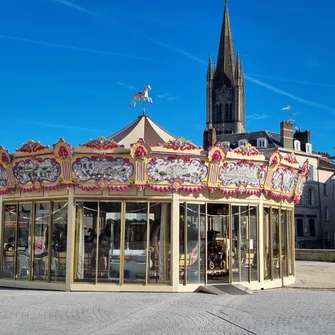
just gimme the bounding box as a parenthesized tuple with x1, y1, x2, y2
(238, 139, 248, 147)
(305, 143, 312, 153)
(221, 141, 230, 149)
(257, 137, 267, 149)
(294, 140, 301, 151)
(308, 165, 314, 181)
(324, 206, 329, 221)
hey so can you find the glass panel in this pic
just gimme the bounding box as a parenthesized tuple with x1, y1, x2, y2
(123, 202, 147, 283)
(250, 206, 258, 281)
(288, 211, 293, 275)
(272, 208, 280, 279)
(240, 206, 249, 282)
(17, 204, 32, 280)
(232, 206, 240, 282)
(51, 202, 68, 282)
(281, 210, 287, 277)
(207, 204, 230, 284)
(148, 203, 171, 284)
(186, 204, 205, 284)
(2, 205, 17, 279)
(74, 202, 98, 282)
(33, 203, 50, 281)
(263, 208, 270, 280)
(97, 202, 122, 283)
(179, 204, 186, 284)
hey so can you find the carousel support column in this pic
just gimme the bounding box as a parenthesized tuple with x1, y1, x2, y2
(258, 194, 264, 285)
(171, 191, 180, 291)
(0, 195, 3, 275)
(66, 187, 75, 291)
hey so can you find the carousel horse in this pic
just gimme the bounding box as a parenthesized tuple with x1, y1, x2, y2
(130, 85, 153, 108)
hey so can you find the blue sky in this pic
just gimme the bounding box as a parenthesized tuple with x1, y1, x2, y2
(1, 0, 334, 154)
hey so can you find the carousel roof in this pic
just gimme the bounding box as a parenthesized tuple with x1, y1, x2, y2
(108, 114, 176, 147)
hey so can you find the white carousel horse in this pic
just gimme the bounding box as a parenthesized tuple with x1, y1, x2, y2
(130, 85, 153, 108)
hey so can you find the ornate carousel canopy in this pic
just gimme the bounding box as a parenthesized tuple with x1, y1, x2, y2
(0, 115, 309, 203)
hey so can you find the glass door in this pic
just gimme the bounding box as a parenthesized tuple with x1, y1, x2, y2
(122, 202, 148, 284)
(206, 204, 230, 284)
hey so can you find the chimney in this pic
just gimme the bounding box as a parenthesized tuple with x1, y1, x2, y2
(280, 121, 293, 150)
(294, 129, 311, 151)
(203, 125, 217, 151)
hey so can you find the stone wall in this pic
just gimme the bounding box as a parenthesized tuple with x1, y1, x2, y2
(296, 249, 335, 262)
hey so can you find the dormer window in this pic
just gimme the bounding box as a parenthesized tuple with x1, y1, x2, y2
(238, 139, 248, 147)
(305, 143, 312, 153)
(222, 141, 230, 149)
(294, 140, 301, 151)
(257, 137, 267, 149)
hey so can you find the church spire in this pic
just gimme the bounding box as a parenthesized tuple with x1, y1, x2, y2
(215, 0, 235, 86)
(207, 54, 213, 80)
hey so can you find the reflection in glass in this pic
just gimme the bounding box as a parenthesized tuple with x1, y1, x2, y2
(250, 207, 258, 281)
(148, 203, 171, 284)
(2, 205, 17, 279)
(207, 204, 230, 284)
(186, 204, 205, 284)
(75, 202, 98, 282)
(288, 211, 293, 275)
(17, 204, 32, 280)
(240, 206, 248, 282)
(273, 208, 280, 279)
(281, 210, 287, 277)
(232, 206, 240, 282)
(34, 203, 50, 281)
(123, 202, 147, 283)
(98, 202, 121, 283)
(263, 208, 270, 280)
(179, 204, 185, 284)
(51, 202, 68, 282)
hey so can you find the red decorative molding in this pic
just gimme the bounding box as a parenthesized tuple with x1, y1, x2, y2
(163, 137, 199, 151)
(82, 137, 120, 150)
(233, 146, 261, 156)
(16, 140, 49, 153)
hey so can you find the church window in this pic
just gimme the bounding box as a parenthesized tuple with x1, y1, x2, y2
(219, 104, 223, 122)
(225, 103, 233, 121)
(215, 103, 222, 122)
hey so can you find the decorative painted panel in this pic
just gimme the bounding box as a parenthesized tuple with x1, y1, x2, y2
(13, 158, 61, 184)
(72, 157, 134, 182)
(0, 134, 309, 202)
(219, 162, 266, 188)
(272, 168, 298, 193)
(147, 158, 208, 184)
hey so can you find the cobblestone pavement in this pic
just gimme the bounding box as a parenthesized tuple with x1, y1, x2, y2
(292, 261, 335, 289)
(0, 288, 335, 335)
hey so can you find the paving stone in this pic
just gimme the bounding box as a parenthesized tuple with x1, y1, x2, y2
(0, 288, 334, 335)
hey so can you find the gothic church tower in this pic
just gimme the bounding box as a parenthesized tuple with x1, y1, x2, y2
(204, 0, 245, 148)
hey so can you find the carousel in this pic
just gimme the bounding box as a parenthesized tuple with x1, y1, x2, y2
(0, 87, 308, 292)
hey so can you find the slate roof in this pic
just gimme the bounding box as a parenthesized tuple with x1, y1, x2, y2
(216, 130, 282, 149)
